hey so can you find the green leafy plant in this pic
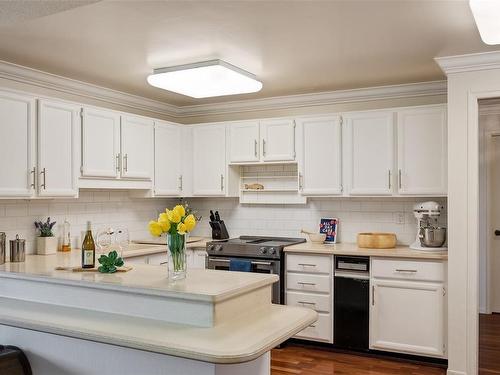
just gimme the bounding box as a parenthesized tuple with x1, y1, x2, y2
(98, 250, 124, 273)
(34, 217, 56, 237)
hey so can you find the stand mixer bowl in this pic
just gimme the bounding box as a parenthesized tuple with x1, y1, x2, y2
(419, 227, 447, 247)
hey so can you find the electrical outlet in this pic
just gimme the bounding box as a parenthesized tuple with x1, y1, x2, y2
(395, 212, 405, 224)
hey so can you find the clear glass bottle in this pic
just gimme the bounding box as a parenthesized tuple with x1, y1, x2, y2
(61, 219, 71, 252)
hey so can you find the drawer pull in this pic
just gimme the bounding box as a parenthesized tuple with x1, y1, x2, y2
(297, 282, 316, 286)
(298, 263, 317, 267)
(298, 301, 316, 306)
(395, 269, 418, 273)
(309, 324, 317, 328)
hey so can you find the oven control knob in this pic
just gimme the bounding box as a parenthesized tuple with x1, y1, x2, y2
(269, 248, 276, 255)
(215, 245, 223, 252)
(259, 247, 268, 254)
(208, 245, 214, 251)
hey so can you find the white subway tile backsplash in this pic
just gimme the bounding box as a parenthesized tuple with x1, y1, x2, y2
(186, 197, 447, 246)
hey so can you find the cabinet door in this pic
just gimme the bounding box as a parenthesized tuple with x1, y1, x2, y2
(228, 121, 260, 163)
(81, 107, 120, 178)
(192, 124, 226, 196)
(121, 115, 154, 180)
(344, 111, 394, 195)
(0, 91, 35, 197)
(298, 116, 342, 195)
(37, 100, 80, 197)
(370, 279, 445, 357)
(192, 249, 207, 269)
(397, 106, 447, 195)
(260, 119, 296, 162)
(154, 121, 182, 196)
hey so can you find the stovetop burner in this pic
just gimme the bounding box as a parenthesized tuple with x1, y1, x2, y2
(206, 236, 306, 259)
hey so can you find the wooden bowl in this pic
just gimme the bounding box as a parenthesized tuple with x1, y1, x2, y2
(357, 233, 397, 249)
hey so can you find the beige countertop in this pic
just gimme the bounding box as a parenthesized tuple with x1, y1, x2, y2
(0, 251, 277, 303)
(0, 296, 316, 364)
(285, 242, 448, 260)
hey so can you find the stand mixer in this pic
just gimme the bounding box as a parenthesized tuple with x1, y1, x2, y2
(410, 201, 447, 251)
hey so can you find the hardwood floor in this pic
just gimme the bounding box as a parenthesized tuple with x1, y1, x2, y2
(271, 344, 446, 375)
(480, 313, 500, 374)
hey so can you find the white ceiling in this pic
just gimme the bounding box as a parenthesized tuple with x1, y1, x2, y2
(0, 0, 496, 106)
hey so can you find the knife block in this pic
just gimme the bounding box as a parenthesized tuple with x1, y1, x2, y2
(210, 221, 229, 240)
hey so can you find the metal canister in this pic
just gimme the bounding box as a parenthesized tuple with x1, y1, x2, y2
(10, 235, 25, 262)
(0, 232, 5, 265)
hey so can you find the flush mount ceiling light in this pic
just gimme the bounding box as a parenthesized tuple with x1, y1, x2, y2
(147, 60, 263, 98)
(469, 0, 500, 45)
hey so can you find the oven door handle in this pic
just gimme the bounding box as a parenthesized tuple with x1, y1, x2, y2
(208, 258, 273, 267)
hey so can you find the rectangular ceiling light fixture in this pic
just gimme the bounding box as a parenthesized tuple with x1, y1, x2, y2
(469, 0, 500, 45)
(147, 60, 263, 98)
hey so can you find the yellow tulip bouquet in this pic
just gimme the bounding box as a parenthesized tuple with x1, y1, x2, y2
(149, 204, 197, 280)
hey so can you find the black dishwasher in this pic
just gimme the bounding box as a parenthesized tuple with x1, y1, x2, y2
(334, 256, 370, 351)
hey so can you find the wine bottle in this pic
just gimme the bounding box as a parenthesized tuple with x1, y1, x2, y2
(81, 221, 95, 269)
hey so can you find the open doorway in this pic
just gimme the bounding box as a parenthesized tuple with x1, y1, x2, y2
(479, 98, 500, 374)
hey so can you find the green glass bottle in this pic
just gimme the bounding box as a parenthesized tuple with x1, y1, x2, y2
(81, 221, 95, 269)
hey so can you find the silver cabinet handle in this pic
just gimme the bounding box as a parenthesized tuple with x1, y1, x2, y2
(372, 285, 375, 306)
(160, 261, 168, 265)
(299, 173, 303, 191)
(178, 175, 183, 191)
(293, 120, 296, 159)
(297, 282, 316, 286)
(399, 169, 402, 189)
(298, 301, 316, 306)
(309, 324, 317, 328)
(298, 263, 316, 267)
(220, 174, 224, 191)
(388, 170, 392, 189)
(30, 167, 36, 188)
(124, 154, 128, 172)
(40, 168, 46, 190)
(395, 269, 417, 273)
(262, 139, 266, 156)
(254, 139, 258, 157)
(116, 154, 121, 172)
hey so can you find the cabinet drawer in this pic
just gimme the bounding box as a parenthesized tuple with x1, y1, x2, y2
(286, 273, 331, 294)
(294, 312, 332, 343)
(372, 258, 445, 282)
(286, 291, 332, 313)
(286, 254, 332, 274)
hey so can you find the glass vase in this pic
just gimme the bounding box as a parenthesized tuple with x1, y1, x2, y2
(167, 232, 187, 280)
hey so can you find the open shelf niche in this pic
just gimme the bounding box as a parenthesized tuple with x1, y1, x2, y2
(238, 163, 307, 204)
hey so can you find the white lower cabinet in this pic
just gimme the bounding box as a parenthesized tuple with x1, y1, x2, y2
(285, 253, 334, 343)
(370, 258, 447, 358)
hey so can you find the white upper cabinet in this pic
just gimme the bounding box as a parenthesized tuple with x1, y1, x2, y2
(0, 90, 36, 197)
(297, 115, 342, 195)
(81, 107, 120, 179)
(228, 121, 260, 163)
(261, 119, 296, 162)
(397, 106, 447, 195)
(192, 124, 226, 196)
(344, 111, 395, 195)
(37, 100, 80, 197)
(154, 121, 182, 196)
(121, 115, 154, 180)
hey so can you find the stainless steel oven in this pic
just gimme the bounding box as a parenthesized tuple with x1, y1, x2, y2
(207, 256, 282, 304)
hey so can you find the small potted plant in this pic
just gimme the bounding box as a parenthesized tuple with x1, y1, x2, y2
(35, 217, 57, 255)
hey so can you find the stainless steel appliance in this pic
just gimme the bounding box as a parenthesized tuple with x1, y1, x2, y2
(334, 256, 370, 351)
(206, 236, 306, 304)
(410, 201, 447, 251)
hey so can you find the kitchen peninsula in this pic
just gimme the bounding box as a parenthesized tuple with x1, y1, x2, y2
(0, 251, 316, 375)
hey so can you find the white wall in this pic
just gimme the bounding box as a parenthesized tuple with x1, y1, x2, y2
(0, 190, 169, 256)
(187, 197, 447, 245)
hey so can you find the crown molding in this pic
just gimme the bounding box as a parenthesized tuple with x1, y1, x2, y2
(0, 60, 182, 118)
(0, 59, 447, 121)
(177, 80, 447, 117)
(435, 51, 500, 75)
